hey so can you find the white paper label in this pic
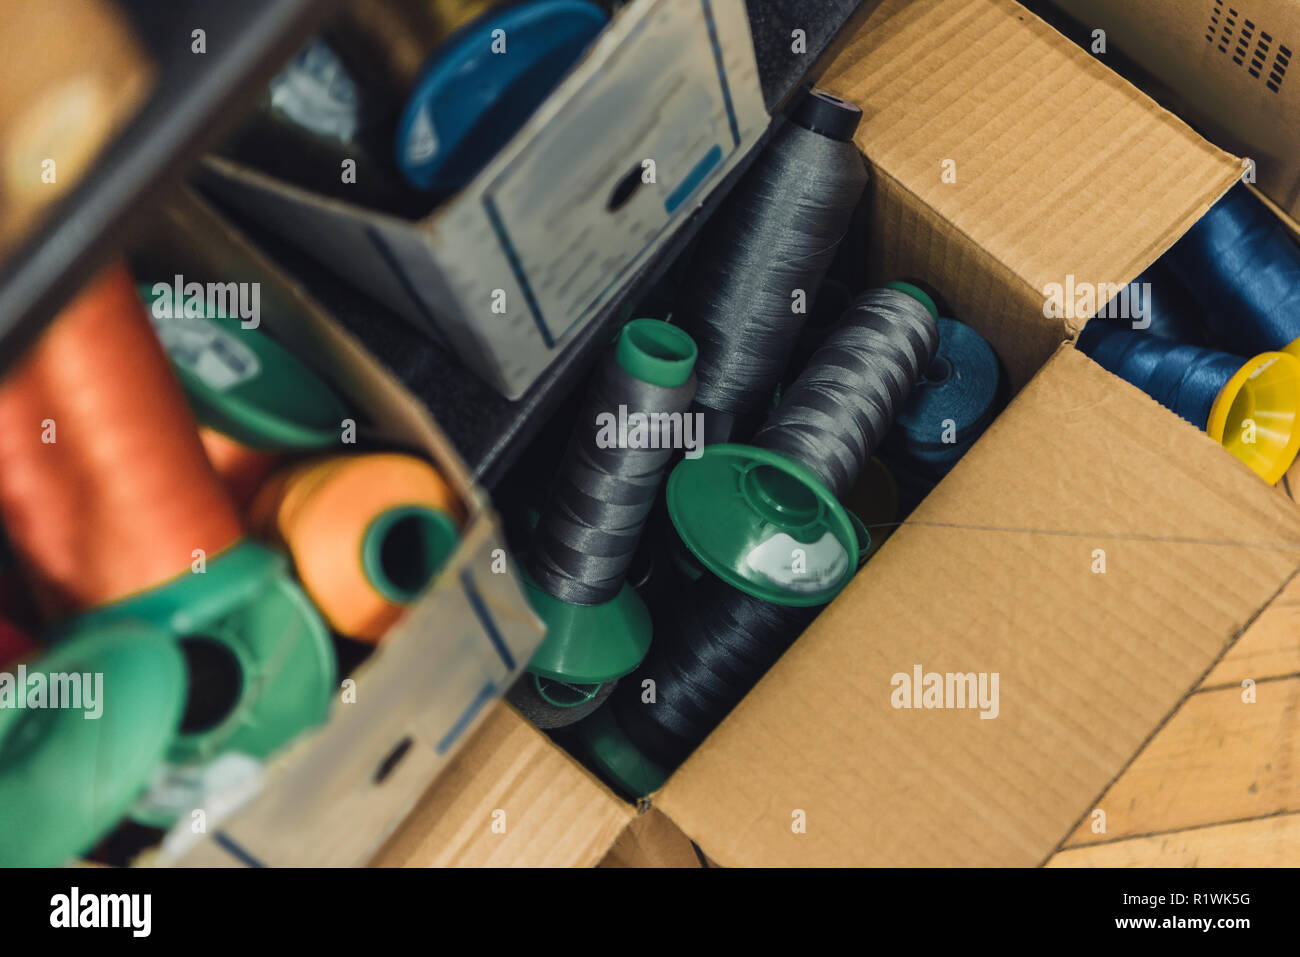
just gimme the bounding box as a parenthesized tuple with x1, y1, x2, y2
(745, 531, 850, 593)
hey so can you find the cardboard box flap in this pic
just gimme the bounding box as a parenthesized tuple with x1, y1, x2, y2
(372, 704, 634, 867)
(824, 0, 1243, 352)
(657, 346, 1300, 866)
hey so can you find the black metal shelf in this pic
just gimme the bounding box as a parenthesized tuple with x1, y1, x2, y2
(0, 0, 342, 374)
(218, 0, 876, 488)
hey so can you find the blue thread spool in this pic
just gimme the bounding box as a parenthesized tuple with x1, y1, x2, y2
(395, 0, 608, 194)
(1162, 186, 1300, 358)
(1076, 321, 1300, 483)
(883, 318, 1001, 482)
(1102, 261, 1211, 346)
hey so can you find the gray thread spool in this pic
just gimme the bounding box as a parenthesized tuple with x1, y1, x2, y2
(608, 286, 939, 768)
(512, 319, 698, 729)
(675, 89, 869, 442)
(527, 349, 697, 605)
(755, 286, 941, 498)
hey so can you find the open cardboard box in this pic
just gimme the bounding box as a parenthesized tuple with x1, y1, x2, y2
(367, 0, 1300, 868)
(198, 0, 770, 399)
(1046, 0, 1300, 223)
(124, 190, 545, 867)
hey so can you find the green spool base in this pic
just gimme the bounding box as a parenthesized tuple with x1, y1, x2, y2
(0, 620, 186, 866)
(666, 444, 857, 607)
(577, 705, 670, 799)
(139, 282, 348, 450)
(524, 576, 652, 686)
(59, 542, 336, 771)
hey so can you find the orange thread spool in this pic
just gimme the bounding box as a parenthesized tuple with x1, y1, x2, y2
(0, 265, 243, 617)
(198, 426, 280, 509)
(248, 453, 460, 642)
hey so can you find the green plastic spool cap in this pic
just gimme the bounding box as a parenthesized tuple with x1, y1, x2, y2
(524, 575, 652, 686)
(138, 283, 349, 449)
(616, 318, 698, 387)
(362, 505, 460, 603)
(61, 542, 336, 779)
(882, 280, 940, 322)
(848, 511, 872, 569)
(0, 619, 186, 866)
(666, 444, 857, 606)
(577, 704, 671, 799)
(533, 674, 601, 709)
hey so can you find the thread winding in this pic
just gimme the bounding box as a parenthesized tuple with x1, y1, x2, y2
(675, 94, 869, 425)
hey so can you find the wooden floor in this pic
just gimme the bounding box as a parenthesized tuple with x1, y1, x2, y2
(1045, 471, 1300, 867)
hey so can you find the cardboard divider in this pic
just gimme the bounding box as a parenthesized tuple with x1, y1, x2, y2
(127, 190, 546, 867)
(656, 346, 1300, 866)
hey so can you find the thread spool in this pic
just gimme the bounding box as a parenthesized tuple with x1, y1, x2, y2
(0, 265, 336, 783)
(614, 573, 821, 772)
(1162, 186, 1300, 358)
(0, 619, 186, 866)
(881, 317, 1001, 483)
(0, 266, 243, 616)
(139, 282, 350, 506)
(785, 278, 856, 384)
(579, 285, 938, 795)
(509, 319, 698, 729)
(1103, 262, 1211, 346)
(842, 457, 900, 563)
(396, 0, 608, 194)
(198, 427, 281, 509)
(248, 453, 461, 643)
(667, 284, 939, 606)
(1077, 322, 1300, 483)
(673, 89, 869, 444)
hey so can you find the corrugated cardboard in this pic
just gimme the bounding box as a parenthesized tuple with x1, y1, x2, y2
(373, 706, 633, 867)
(836, 0, 1242, 386)
(1050, 0, 1300, 221)
(358, 0, 1300, 867)
(199, 0, 768, 398)
(126, 191, 545, 867)
(658, 345, 1300, 865)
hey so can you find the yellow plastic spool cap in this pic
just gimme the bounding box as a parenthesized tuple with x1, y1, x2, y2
(1284, 335, 1300, 362)
(1205, 350, 1300, 485)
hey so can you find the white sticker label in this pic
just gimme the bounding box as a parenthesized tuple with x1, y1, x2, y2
(745, 531, 850, 593)
(153, 318, 260, 392)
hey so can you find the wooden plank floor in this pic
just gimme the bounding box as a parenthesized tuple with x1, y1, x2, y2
(1045, 571, 1300, 867)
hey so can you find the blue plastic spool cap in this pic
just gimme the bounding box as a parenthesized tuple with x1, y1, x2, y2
(395, 0, 608, 193)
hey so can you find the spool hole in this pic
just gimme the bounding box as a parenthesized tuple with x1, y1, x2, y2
(178, 637, 244, 735)
(365, 506, 458, 603)
(534, 675, 600, 708)
(623, 319, 696, 362)
(923, 356, 953, 385)
(743, 464, 820, 526)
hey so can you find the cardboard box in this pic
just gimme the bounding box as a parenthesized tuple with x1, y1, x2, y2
(125, 191, 545, 867)
(374, 0, 1300, 868)
(1048, 0, 1300, 222)
(199, 0, 769, 399)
